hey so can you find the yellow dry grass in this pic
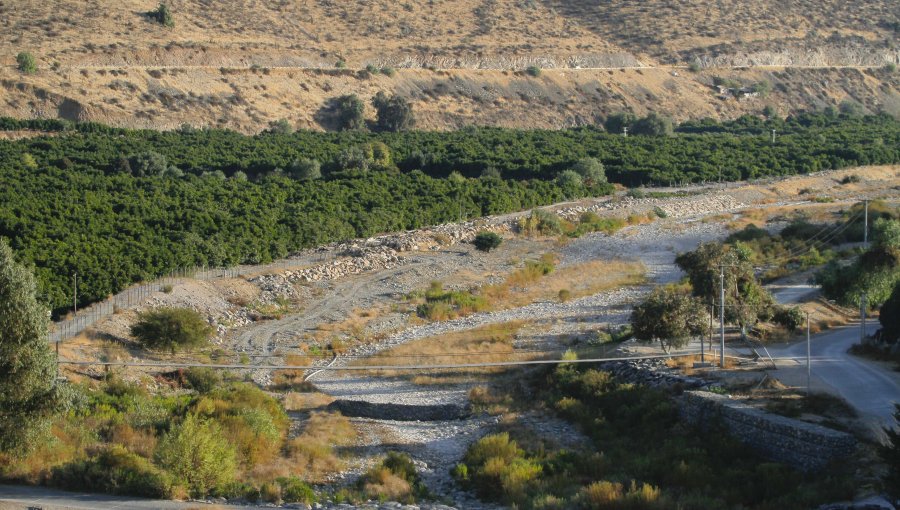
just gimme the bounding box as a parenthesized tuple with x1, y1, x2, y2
(484, 259, 645, 310)
(348, 321, 535, 381)
(284, 392, 334, 412)
(251, 411, 356, 484)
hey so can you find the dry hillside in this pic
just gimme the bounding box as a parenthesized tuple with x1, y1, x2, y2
(1, 0, 898, 132)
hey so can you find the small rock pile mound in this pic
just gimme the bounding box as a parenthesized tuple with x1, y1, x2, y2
(596, 359, 710, 390)
(557, 193, 746, 221)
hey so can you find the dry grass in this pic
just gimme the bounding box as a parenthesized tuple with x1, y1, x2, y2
(483, 259, 645, 310)
(284, 392, 334, 412)
(251, 411, 356, 484)
(349, 321, 534, 381)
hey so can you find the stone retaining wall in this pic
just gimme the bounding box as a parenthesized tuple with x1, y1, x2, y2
(679, 391, 856, 472)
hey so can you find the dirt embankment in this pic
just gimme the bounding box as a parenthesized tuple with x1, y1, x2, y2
(3, 65, 898, 133)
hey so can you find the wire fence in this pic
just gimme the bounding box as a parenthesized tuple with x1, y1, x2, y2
(48, 250, 340, 344)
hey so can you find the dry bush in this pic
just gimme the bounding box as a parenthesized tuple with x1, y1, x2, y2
(284, 412, 356, 482)
(109, 423, 157, 458)
(362, 467, 412, 501)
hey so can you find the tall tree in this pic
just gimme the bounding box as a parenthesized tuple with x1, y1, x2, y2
(631, 285, 709, 352)
(675, 242, 774, 335)
(0, 240, 63, 453)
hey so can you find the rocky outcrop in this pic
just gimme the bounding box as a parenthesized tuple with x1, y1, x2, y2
(327, 399, 470, 421)
(680, 391, 857, 472)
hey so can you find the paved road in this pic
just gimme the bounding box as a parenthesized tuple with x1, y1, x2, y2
(0, 484, 239, 510)
(766, 324, 900, 437)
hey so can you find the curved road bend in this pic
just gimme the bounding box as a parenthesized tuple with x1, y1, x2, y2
(766, 324, 900, 437)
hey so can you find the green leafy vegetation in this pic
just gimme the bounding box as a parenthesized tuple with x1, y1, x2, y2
(817, 213, 900, 309)
(474, 231, 503, 252)
(455, 363, 855, 508)
(675, 242, 775, 335)
(146, 3, 174, 27)
(2, 376, 299, 500)
(0, 113, 897, 317)
(372, 92, 415, 132)
(16, 52, 37, 74)
(130, 307, 214, 353)
(0, 241, 66, 455)
(631, 284, 708, 352)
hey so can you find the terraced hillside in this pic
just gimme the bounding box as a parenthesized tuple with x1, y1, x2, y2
(1, 0, 898, 132)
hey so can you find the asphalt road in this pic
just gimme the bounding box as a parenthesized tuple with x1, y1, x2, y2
(0, 484, 238, 510)
(766, 324, 900, 436)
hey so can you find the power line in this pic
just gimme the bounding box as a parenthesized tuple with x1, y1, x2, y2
(56, 352, 710, 370)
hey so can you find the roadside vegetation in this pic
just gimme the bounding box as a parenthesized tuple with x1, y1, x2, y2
(454, 360, 855, 508)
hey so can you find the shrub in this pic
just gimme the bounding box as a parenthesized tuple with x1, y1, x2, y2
(372, 91, 415, 132)
(278, 476, 316, 503)
(556, 170, 584, 195)
(154, 414, 237, 497)
(183, 367, 222, 393)
(687, 61, 701, 73)
(16, 52, 37, 74)
(840, 174, 861, 184)
(380, 67, 396, 77)
(51, 445, 172, 498)
(474, 231, 503, 252)
(147, 3, 174, 27)
(130, 307, 213, 353)
(334, 94, 365, 131)
(268, 118, 293, 134)
(359, 452, 427, 503)
(571, 157, 607, 186)
(288, 158, 322, 180)
(526, 65, 542, 77)
(626, 188, 646, 199)
(652, 206, 668, 218)
(558, 289, 572, 302)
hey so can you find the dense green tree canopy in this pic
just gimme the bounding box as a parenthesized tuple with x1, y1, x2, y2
(0, 240, 64, 454)
(0, 112, 897, 318)
(631, 285, 709, 351)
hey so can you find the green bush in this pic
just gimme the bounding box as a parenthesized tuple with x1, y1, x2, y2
(474, 231, 503, 252)
(130, 307, 213, 353)
(147, 3, 174, 27)
(278, 476, 316, 503)
(154, 414, 237, 497)
(372, 92, 414, 132)
(334, 94, 365, 131)
(183, 367, 222, 393)
(51, 445, 172, 498)
(526, 65, 542, 77)
(16, 52, 37, 74)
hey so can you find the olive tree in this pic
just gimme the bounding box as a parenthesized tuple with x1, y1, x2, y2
(571, 157, 606, 187)
(335, 94, 366, 131)
(131, 307, 213, 353)
(0, 240, 64, 454)
(372, 91, 415, 132)
(631, 285, 709, 352)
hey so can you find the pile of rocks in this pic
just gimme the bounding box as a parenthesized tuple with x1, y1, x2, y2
(257, 223, 507, 286)
(596, 359, 710, 390)
(556, 193, 746, 222)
